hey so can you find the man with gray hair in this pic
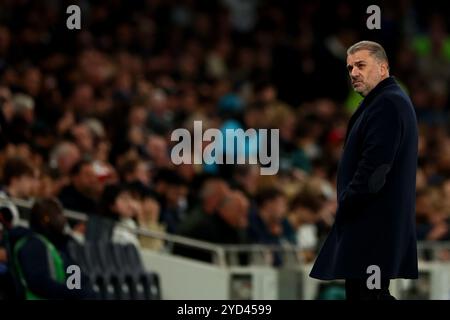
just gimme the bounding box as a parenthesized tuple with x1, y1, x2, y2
(310, 41, 419, 300)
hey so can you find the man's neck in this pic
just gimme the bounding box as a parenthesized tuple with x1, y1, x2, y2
(364, 74, 390, 97)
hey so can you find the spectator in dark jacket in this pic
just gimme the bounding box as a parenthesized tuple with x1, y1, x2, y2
(58, 160, 99, 215)
(10, 198, 93, 299)
(249, 187, 292, 266)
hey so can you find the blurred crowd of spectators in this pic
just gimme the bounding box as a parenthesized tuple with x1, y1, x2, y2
(0, 0, 449, 270)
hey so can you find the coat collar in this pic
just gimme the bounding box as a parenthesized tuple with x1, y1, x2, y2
(343, 76, 397, 146)
(359, 76, 397, 108)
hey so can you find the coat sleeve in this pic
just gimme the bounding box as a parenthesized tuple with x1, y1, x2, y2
(339, 98, 403, 214)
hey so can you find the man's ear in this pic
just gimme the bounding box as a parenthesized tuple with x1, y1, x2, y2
(42, 213, 50, 225)
(380, 61, 389, 77)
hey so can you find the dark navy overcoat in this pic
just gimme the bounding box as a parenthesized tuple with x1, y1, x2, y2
(310, 76, 419, 280)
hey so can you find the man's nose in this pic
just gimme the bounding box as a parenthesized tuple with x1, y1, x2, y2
(351, 68, 360, 78)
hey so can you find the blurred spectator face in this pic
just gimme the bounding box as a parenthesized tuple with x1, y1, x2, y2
(72, 123, 95, 155)
(166, 184, 188, 208)
(115, 70, 133, 94)
(134, 161, 151, 185)
(416, 169, 427, 191)
(37, 173, 58, 198)
(150, 89, 168, 114)
(124, 160, 151, 186)
(9, 172, 38, 198)
(141, 196, 160, 223)
(95, 140, 111, 163)
(73, 162, 97, 195)
(147, 135, 170, 168)
(3, 157, 38, 198)
(201, 179, 230, 214)
(176, 163, 195, 183)
(0, 86, 14, 122)
(257, 85, 277, 105)
(52, 142, 81, 175)
(436, 140, 450, 174)
(78, 50, 113, 87)
(294, 205, 320, 224)
(416, 190, 433, 218)
(112, 191, 138, 219)
(0, 26, 11, 54)
(128, 126, 146, 146)
(31, 198, 67, 236)
(71, 84, 94, 113)
(128, 106, 148, 127)
(219, 191, 249, 229)
(279, 115, 296, 142)
(22, 67, 42, 97)
(347, 49, 389, 97)
(263, 194, 288, 222)
(233, 165, 260, 196)
(12, 93, 35, 123)
(243, 107, 260, 129)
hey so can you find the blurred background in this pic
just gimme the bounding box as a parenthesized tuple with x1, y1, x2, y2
(0, 0, 449, 300)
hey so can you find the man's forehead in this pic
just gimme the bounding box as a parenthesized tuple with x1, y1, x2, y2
(347, 50, 373, 64)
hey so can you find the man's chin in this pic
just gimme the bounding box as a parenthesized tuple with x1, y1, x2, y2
(353, 87, 367, 97)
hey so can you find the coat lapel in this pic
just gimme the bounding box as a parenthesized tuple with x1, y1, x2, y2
(343, 76, 397, 146)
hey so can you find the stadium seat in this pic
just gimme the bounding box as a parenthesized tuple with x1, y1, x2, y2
(122, 244, 161, 300)
(94, 241, 132, 300)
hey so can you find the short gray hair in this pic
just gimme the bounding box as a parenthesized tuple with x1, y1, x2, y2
(347, 40, 389, 67)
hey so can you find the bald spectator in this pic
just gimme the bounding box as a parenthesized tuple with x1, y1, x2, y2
(8, 93, 35, 145)
(173, 190, 250, 263)
(49, 141, 81, 177)
(177, 176, 231, 234)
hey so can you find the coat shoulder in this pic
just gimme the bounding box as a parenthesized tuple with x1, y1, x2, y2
(370, 85, 412, 117)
